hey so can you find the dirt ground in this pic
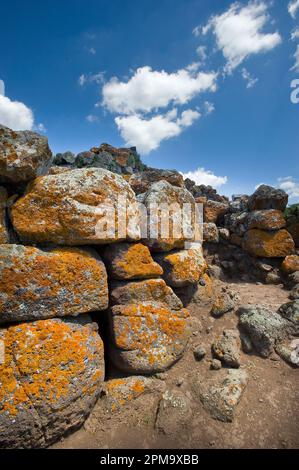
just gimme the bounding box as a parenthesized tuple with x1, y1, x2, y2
(53, 281, 299, 450)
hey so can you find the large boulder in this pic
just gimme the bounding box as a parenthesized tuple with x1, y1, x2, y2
(107, 303, 190, 374)
(248, 185, 288, 211)
(10, 168, 140, 245)
(238, 305, 289, 357)
(204, 200, 229, 224)
(288, 223, 299, 247)
(243, 229, 295, 258)
(138, 180, 197, 252)
(129, 169, 184, 195)
(247, 210, 286, 231)
(0, 125, 52, 184)
(0, 316, 104, 448)
(153, 247, 207, 288)
(278, 301, 299, 328)
(110, 278, 183, 310)
(102, 242, 162, 280)
(0, 187, 8, 244)
(0, 244, 108, 324)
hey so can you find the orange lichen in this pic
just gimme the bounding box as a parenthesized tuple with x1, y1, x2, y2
(0, 320, 104, 416)
(113, 244, 163, 279)
(243, 229, 295, 258)
(0, 246, 108, 319)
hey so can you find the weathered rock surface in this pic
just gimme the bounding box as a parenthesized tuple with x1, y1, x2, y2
(224, 211, 247, 236)
(0, 244, 108, 324)
(0, 187, 8, 243)
(243, 229, 295, 258)
(281, 255, 299, 274)
(103, 242, 162, 280)
(110, 278, 183, 310)
(0, 316, 104, 448)
(278, 301, 299, 327)
(129, 169, 184, 195)
(248, 185, 288, 211)
(155, 389, 192, 435)
(0, 125, 53, 184)
(287, 223, 299, 247)
(176, 273, 215, 308)
(154, 247, 207, 288)
(138, 180, 197, 252)
(275, 339, 299, 367)
(11, 168, 140, 245)
(107, 303, 190, 374)
(193, 369, 248, 422)
(247, 210, 286, 231)
(212, 329, 241, 368)
(102, 376, 165, 412)
(210, 292, 235, 318)
(238, 305, 289, 357)
(203, 223, 219, 243)
(204, 200, 229, 224)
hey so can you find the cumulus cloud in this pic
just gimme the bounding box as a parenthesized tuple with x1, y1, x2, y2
(0, 94, 34, 130)
(102, 66, 217, 115)
(115, 108, 200, 154)
(181, 167, 228, 188)
(196, 45, 207, 62)
(0, 80, 5, 96)
(241, 68, 258, 88)
(278, 176, 299, 198)
(203, 101, 215, 114)
(288, 0, 299, 19)
(199, 1, 281, 73)
(291, 45, 299, 71)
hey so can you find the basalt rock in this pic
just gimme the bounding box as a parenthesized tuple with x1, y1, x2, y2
(0, 316, 105, 448)
(109, 278, 183, 310)
(281, 255, 299, 275)
(204, 200, 229, 224)
(11, 168, 140, 245)
(243, 229, 295, 258)
(153, 247, 207, 288)
(129, 169, 184, 195)
(138, 180, 197, 252)
(102, 242, 162, 280)
(107, 303, 190, 374)
(247, 210, 286, 231)
(0, 125, 53, 184)
(0, 244, 108, 324)
(248, 185, 288, 212)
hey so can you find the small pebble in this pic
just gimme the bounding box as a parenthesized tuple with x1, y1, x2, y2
(193, 345, 206, 361)
(210, 359, 222, 370)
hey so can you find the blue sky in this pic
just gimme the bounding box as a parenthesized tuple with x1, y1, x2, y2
(0, 0, 299, 201)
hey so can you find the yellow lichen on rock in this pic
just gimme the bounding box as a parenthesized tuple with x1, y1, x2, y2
(0, 317, 104, 448)
(0, 244, 108, 324)
(243, 229, 295, 258)
(103, 242, 163, 280)
(0, 187, 8, 244)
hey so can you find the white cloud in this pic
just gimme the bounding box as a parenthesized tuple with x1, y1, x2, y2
(0, 80, 5, 96)
(181, 167, 228, 188)
(278, 177, 299, 198)
(203, 101, 215, 114)
(288, 0, 299, 19)
(36, 123, 47, 133)
(291, 27, 299, 40)
(200, 1, 281, 72)
(0, 94, 34, 130)
(115, 108, 200, 154)
(79, 71, 105, 86)
(86, 114, 98, 123)
(196, 45, 207, 62)
(241, 67, 258, 88)
(102, 65, 217, 115)
(291, 45, 299, 71)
